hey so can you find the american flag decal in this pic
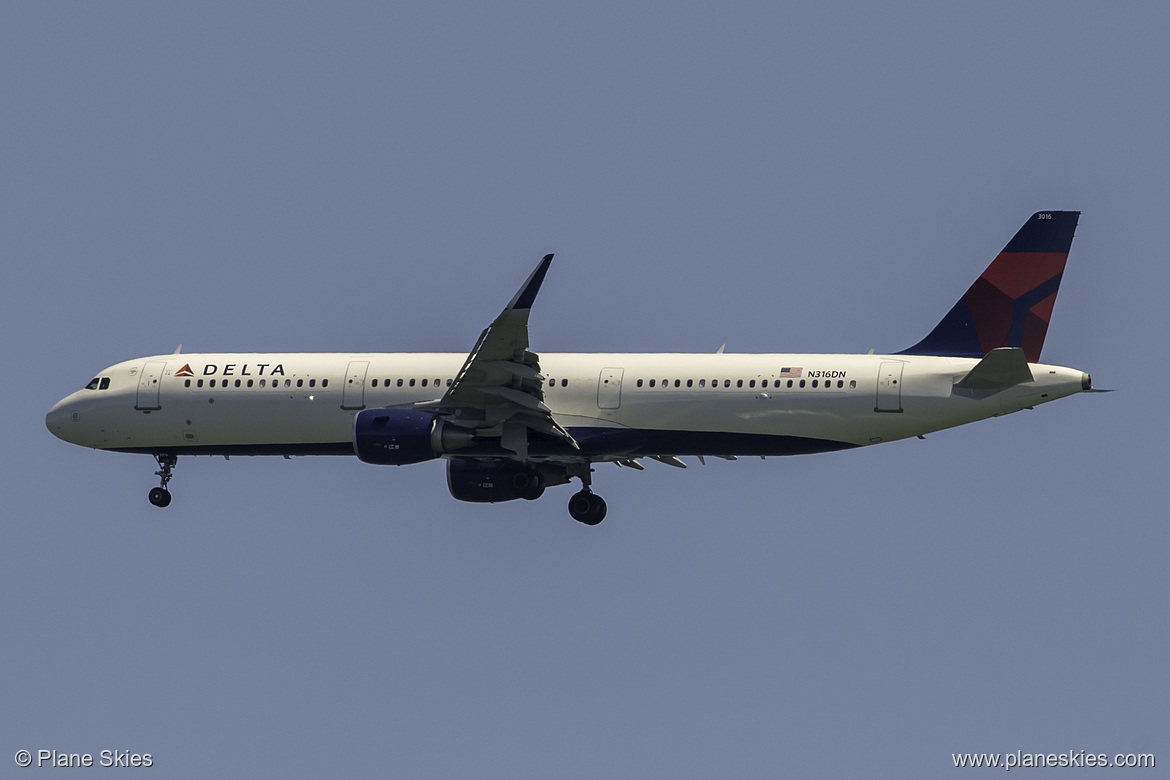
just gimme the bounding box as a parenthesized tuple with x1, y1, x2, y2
(778, 367, 803, 378)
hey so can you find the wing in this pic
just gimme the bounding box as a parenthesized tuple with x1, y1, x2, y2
(420, 254, 577, 457)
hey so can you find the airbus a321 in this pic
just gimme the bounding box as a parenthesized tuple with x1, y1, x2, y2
(47, 211, 1097, 525)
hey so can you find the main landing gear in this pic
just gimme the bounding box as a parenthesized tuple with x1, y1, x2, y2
(568, 490, 607, 525)
(148, 453, 177, 508)
(566, 463, 607, 525)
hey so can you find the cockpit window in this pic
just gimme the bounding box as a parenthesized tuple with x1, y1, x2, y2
(85, 378, 100, 390)
(99, 377, 110, 390)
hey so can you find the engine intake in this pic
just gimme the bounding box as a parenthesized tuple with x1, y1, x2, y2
(353, 409, 475, 465)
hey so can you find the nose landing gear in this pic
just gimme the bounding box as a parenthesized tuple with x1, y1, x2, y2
(149, 454, 177, 507)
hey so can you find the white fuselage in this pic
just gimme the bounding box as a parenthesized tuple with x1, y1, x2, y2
(45, 351, 1088, 457)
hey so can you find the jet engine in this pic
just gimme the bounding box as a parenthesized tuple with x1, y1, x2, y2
(353, 409, 475, 465)
(446, 458, 551, 503)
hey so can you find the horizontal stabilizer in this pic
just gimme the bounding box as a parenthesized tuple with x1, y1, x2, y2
(955, 347, 1033, 390)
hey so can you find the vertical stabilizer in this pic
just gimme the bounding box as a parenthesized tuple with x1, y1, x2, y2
(899, 211, 1079, 362)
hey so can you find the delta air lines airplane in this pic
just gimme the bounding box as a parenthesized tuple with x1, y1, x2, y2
(47, 212, 1096, 524)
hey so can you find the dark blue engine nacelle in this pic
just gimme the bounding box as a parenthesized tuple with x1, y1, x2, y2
(353, 409, 475, 466)
(446, 458, 547, 503)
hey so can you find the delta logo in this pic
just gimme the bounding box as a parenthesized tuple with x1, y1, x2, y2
(175, 364, 194, 377)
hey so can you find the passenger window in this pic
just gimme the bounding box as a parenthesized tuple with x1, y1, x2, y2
(371, 379, 378, 387)
(209, 379, 217, 388)
(397, 379, 404, 387)
(749, 379, 755, 388)
(812, 380, 818, 388)
(786, 379, 793, 388)
(637, 379, 643, 387)
(699, 379, 706, 388)
(248, 379, 254, 387)
(549, 378, 556, 387)
(799, 379, 806, 388)
(285, 379, 291, 388)
(724, 380, 731, 388)
(409, 379, 416, 387)
(297, 379, 304, 388)
(649, 379, 655, 387)
(686, 379, 693, 387)
(322, 379, 328, 388)
(259, 379, 266, 387)
(447, 379, 452, 387)
(849, 380, 857, 389)
(197, 379, 204, 388)
(309, 379, 316, 388)
(561, 379, 567, 387)
(421, 378, 428, 387)
(185, 379, 191, 388)
(737, 379, 743, 388)
(837, 380, 844, 388)
(384, 379, 390, 387)
(674, 379, 681, 388)
(235, 379, 242, 387)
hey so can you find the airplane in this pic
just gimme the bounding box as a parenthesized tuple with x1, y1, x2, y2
(47, 211, 1097, 525)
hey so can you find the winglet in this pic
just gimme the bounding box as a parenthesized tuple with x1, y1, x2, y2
(955, 347, 1034, 390)
(507, 254, 554, 311)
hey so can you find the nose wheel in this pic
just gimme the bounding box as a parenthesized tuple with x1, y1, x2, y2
(149, 454, 177, 508)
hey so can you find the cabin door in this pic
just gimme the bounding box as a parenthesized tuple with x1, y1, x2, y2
(875, 362, 904, 413)
(135, 361, 167, 411)
(342, 360, 370, 410)
(597, 368, 624, 410)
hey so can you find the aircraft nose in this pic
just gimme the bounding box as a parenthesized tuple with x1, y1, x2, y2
(46, 396, 79, 442)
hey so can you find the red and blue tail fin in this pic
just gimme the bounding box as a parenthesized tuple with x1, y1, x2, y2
(899, 211, 1080, 363)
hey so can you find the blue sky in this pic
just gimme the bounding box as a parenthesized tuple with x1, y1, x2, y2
(3, 3, 1166, 777)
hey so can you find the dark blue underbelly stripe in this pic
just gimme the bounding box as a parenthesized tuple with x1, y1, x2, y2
(109, 429, 856, 459)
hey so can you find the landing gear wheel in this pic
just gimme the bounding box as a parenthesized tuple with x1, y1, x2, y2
(568, 490, 607, 525)
(150, 453, 177, 508)
(511, 467, 546, 501)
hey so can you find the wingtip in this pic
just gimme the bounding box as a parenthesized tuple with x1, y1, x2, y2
(508, 254, 555, 310)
